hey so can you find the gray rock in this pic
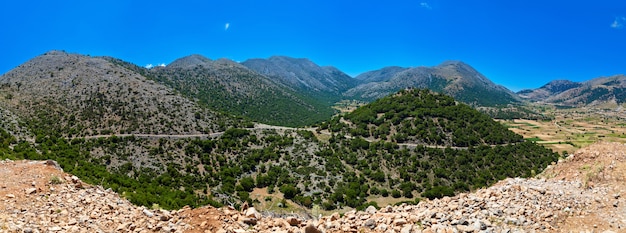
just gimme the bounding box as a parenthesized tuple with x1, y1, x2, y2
(473, 220, 487, 231)
(364, 218, 376, 229)
(44, 160, 63, 171)
(365, 205, 377, 214)
(400, 224, 413, 233)
(143, 209, 154, 217)
(244, 207, 261, 219)
(25, 188, 36, 194)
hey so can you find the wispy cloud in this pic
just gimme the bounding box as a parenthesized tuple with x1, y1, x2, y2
(145, 63, 166, 69)
(225, 23, 230, 31)
(611, 16, 625, 29)
(420, 2, 432, 10)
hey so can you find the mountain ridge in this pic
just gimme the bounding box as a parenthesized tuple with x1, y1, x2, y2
(517, 75, 626, 106)
(0, 50, 232, 137)
(150, 55, 335, 127)
(344, 61, 520, 106)
(3, 50, 623, 128)
(241, 56, 359, 105)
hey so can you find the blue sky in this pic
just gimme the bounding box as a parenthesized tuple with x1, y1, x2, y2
(1, 1, 625, 91)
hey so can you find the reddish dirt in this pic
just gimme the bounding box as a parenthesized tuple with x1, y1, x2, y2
(3, 142, 626, 232)
(178, 206, 226, 233)
(0, 160, 67, 206)
(542, 142, 626, 232)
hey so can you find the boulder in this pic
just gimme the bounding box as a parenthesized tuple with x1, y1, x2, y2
(304, 224, 322, 233)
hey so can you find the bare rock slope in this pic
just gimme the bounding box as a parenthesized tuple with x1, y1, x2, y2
(0, 51, 227, 136)
(2, 142, 625, 232)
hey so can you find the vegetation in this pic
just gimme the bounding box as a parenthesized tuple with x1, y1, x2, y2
(0, 89, 559, 211)
(322, 89, 523, 147)
(148, 63, 335, 127)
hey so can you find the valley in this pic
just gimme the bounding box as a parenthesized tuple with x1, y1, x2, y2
(1, 51, 625, 232)
(499, 105, 626, 154)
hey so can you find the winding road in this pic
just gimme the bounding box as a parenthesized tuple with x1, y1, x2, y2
(68, 123, 505, 150)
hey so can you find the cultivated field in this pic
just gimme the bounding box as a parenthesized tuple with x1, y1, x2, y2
(498, 106, 626, 155)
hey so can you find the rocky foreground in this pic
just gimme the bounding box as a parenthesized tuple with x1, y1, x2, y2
(2, 142, 626, 233)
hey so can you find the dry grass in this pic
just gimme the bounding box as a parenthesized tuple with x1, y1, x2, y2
(498, 106, 626, 154)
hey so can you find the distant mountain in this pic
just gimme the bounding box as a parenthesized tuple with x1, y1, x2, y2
(149, 55, 335, 127)
(518, 75, 626, 106)
(355, 66, 409, 83)
(241, 56, 359, 103)
(166, 54, 213, 69)
(344, 61, 520, 106)
(0, 51, 232, 137)
(517, 80, 582, 101)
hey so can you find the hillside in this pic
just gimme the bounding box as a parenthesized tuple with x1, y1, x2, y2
(0, 51, 234, 138)
(0, 160, 191, 232)
(345, 61, 520, 106)
(149, 55, 335, 127)
(242, 56, 359, 104)
(518, 75, 626, 107)
(355, 66, 408, 83)
(2, 143, 623, 232)
(517, 79, 582, 101)
(330, 89, 523, 147)
(0, 87, 557, 213)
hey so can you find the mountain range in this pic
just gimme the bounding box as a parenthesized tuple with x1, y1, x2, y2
(0, 50, 620, 227)
(347, 61, 520, 106)
(2, 51, 624, 129)
(518, 75, 626, 106)
(241, 56, 358, 104)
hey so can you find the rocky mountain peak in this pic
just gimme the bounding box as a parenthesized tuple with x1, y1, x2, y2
(345, 61, 519, 106)
(241, 55, 358, 98)
(166, 54, 213, 69)
(437, 60, 468, 67)
(519, 75, 626, 106)
(267, 56, 313, 65)
(539, 79, 582, 93)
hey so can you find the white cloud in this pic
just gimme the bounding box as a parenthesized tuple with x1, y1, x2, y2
(225, 23, 230, 31)
(420, 2, 432, 10)
(145, 63, 165, 69)
(611, 16, 626, 29)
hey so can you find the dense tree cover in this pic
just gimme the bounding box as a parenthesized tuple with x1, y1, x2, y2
(325, 89, 523, 147)
(148, 65, 335, 127)
(0, 128, 18, 159)
(0, 89, 559, 211)
(0, 134, 222, 210)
